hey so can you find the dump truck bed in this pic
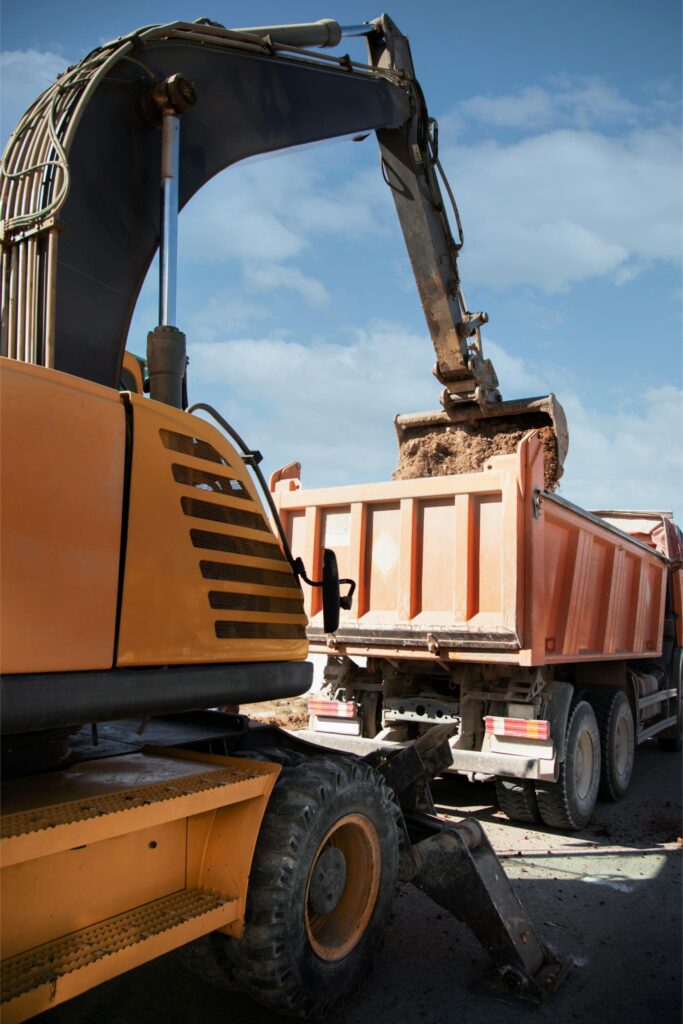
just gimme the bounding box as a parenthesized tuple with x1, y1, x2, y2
(272, 433, 669, 666)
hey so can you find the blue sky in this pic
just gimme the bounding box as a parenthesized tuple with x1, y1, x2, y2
(2, 1, 682, 518)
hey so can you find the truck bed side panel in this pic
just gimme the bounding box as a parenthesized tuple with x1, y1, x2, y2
(274, 435, 669, 665)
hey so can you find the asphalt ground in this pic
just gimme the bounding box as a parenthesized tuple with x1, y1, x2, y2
(32, 743, 681, 1024)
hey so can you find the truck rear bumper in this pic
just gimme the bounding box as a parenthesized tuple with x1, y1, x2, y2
(449, 747, 556, 782)
(296, 729, 557, 782)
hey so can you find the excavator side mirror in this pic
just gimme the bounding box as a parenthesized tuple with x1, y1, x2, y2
(321, 550, 356, 634)
(322, 549, 341, 634)
(293, 549, 355, 633)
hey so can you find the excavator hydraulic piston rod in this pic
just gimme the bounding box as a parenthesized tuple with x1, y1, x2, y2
(234, 19, 344, 48)
(159, 110, 180, 329)
(147, 74, 196, 408)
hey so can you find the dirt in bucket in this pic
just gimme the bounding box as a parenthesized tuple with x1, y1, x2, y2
(393, 416, 560, 490)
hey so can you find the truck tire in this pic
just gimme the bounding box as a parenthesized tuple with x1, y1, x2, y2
(494, 778, 540, 823)
(658, 648, 682, 752)
(590, 689, 635, 800)
(216, 757, 400, 1018)
(358, 691, 381, 739)
(535, 700, 601, 831)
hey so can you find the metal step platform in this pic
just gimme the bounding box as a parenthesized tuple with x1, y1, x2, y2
(1, 747, 279, 1022)
(2, 888, 237, 1024)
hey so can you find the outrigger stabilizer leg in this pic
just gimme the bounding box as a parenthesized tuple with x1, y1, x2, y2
(364, 726, 571, 1005)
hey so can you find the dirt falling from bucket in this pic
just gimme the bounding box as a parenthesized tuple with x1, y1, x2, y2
(393, 417, 560, 490)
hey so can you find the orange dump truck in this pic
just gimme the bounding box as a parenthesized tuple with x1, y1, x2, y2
(272, 432, 683, 830)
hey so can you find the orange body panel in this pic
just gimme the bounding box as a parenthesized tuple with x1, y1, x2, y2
(272, 433, 670, 666)
(117, 397, 308, 665)
(0, 749, 279, 1022)
(0, 358, 125, 674)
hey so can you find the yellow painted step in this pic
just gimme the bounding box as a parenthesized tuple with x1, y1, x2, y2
(1, 749, 278, 867)
(1, 888, 238, 1024)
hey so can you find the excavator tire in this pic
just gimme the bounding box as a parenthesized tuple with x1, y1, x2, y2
(180, 933, 240, 992)
(494, 778, 541, 823)
(204, 756, 400, 1018)
(535, 700, 601, 831)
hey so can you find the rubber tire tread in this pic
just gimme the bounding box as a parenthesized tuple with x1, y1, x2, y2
(221, 756, 401, 1019)
(589, 689, 634, 801)
(180, 933, 240, 992)
(535, 700, 601, 831)
(494, 778, 540, 823)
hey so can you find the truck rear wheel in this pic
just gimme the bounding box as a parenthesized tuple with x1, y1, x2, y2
(535, 700, 601, 831)
(590, 689, 635, 800)
(217, 757, 400, 1018)
(494, 778, 540, 823)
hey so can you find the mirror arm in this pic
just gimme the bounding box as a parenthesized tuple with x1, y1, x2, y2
(184, 404, 356, 615)
(293, 556, 355, 609)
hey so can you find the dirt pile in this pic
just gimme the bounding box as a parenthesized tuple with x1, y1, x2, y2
(394, 417, 560, 490)
(239, 696, 309, 731)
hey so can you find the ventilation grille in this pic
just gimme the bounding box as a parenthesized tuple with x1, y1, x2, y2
(200, 560, 300, 590)
(209, 591, 303, 614)
(181, 496, 268, 532)
(163, 427, 304, 647)
(172, 464, 249, 500)
(215, 621, 307, 640)
(161, 429, 229, 466)
(190, 529, 285, 562)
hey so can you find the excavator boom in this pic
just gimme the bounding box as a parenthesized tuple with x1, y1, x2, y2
(0, 14, 567, 480)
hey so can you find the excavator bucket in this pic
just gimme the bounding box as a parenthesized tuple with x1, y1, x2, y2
(394, 393, 569, 490)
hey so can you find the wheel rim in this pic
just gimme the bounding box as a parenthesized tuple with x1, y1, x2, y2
(574, 729, 595, 801)
(304, 813, 381, 962)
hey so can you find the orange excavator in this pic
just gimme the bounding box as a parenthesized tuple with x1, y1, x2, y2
(0, 15, 570, 1021)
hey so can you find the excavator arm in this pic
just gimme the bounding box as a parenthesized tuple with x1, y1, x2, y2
(368, 14, 498, 407)
(0, 13, 566, 477)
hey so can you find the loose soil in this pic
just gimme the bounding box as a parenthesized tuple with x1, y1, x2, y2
(239, 696, 309, 731)
(394, 417, 560, 490)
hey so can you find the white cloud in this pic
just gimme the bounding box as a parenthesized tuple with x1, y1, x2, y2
(243, 263, 329, 308)
(447, 124, 681, 291)
(1, 50, 68, 144)
(187, 325, 683, 519)
(189, 321, 437, 485)
(459, 77, 643, 131)
(181, 147, 390, 269)
(178, 79, 680, 299)
(188, 290, 270, 341)
(560, 386, 683, 515)
(485, 339, 542, 395)
(181, 186, 304, 264)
